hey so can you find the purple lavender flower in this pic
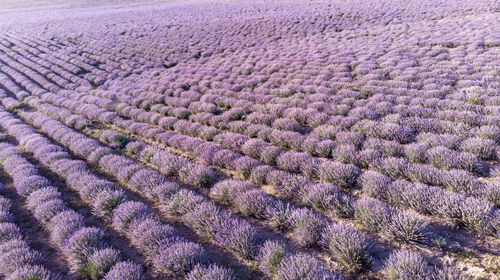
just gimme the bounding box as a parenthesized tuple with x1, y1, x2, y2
(250, 165, 274, 185)
(234, 190, 273, 219)
(315, 140, 337, 158)
(104, 261, 146, 280)
(442, 169, 482, 196)
(214, 218, 256, 259)
(276, 152, 304, 173)
(272, 118, 302, 132)
(333, 144, 361, 166)
(228, 121, 249, 134)
(460, 137, 497, 160)
(0, 223, 22, 244)
(274, 253, 340, 280)
(88, 147, 114, 165)
(64, 227, 107, 275)
(49, 210, 85, 247)
(222, 107, 245, 121)
(6, 265, 61, 280)
(241, 139, 266, 159)
(288, 208, 326, 247)
(151, 151, 189, 176)
(80, 179, 116, 202)
(186, 264, 234, 280)
(0, 248, 42, 276)
(358, 149, 382, 168)
(124, 141, 146, 155)
(417, 133, 461, 150)
(374, 157, 409, 180)
(152, 241, 209, 278)
(34, 199, 68, 223)
(275, 174, 309, 198)
(475, 125, 500, 143)
(162, 189, 204, 216)
(112, 201, 153, 232)
(257, 240, 286, 277)
(406, 163, 443, 186)
(405, 143, 428, 163)
(27, 187, 62, 212)
(383, 250, 429, 280)
(0, 210, 14, 224)
(259, 146, 283, 165)
(15, 175, 51, 197)
(336, 131, 365, 148)
(460, 197, 495, 233)
(383, 210, 429, 244)
(354, 197, 393, 232)
(319, 162, 361, 189)
(432, 265, 469, 280)
(211, 150, 240, 168)
(92, 189, 128, 217)
(184, 202, 225, 238)
(87, 248, 121, 279)
(313, 125, 340, 140)
(130, 216, 175, 252)
(128, 168, 167, 191)
(263, 197, 294, 231)
(210, 180, 254, 205)
(320, 223, 373, 270)
(179, 163, 216, 188)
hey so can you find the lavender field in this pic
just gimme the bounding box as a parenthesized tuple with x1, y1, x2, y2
(0, 0, 498, 279)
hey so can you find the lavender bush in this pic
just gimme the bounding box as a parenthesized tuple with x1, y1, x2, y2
(104, 262, 146, 280)
(257, 240, 286, 277)
(186, 264, 234, 280)
(320, 223, 373, 270)
(383, 250, 429, 280)
(274, 253, 341, 280)
(383, 211, 429, 244)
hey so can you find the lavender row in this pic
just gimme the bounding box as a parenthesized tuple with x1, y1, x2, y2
(0, 38, 496, 165)
(64, 87, 496, 202)
(0, 108, 234, 279)
(10, 72, 497, 280)
(3, 33, 152, 82)
(27, 90, 499, 239)
(122, 140, 373, 271)
(0, 53, 59, 93)
(127, 134, 478, 249)
(0, 43, 74, 90)
(360, 171, 500, 237)
(0, 34, 496, 179)
(0, 40, 86, 90)
(0, 142, 145, 279)
(96, 82, 498, 155)
(3, 34, 85, 75)
(88, 89, 497, 207)
(0, 185, 61, 280)
(92, 84, 497, 173)
(374, 157, 499, 206)
(0, 34, 112, 87)
(12, 105, 343, 279)
(31, 96, 458, 277)
(23, 104, 348, 277)
(103, 60, 498, 134)
(30, 95, 446, 275)
(31, 92, 478, 261)
(113, 81, 499, 140)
